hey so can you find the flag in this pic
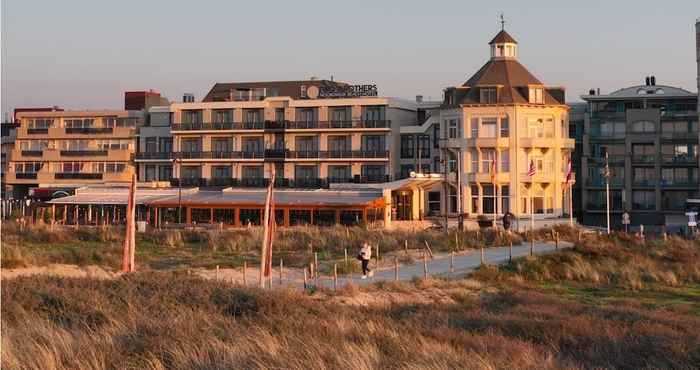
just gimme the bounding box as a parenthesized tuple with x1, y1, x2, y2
(527, 159, 536, 177)
(565, 158, 573, 184)
(489, 159, 497, 184)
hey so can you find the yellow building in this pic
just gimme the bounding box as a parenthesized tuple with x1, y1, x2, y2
(7, 110, 141, 197)
(440, 29, 574, 220)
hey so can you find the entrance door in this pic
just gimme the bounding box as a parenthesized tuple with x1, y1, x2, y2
(393, 190, 413, 220)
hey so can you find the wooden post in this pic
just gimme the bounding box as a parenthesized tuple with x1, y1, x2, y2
(530, 235, 534, 257)
(375, 244, 380, 270)
(423, 252, 428, 280)
(344, 248, 348, 265)
(404, 240, 408, 255)
(303, 268, 308, 291)
(333, 264, 338, 291)
(279, 259, 283, 285)
(555, 232, 559, 250)
(314, 252, 319, 286)
(509, 241, 513, 262)
(423, 240, 434, 258)
(394, 257, 399, 281)
(450, 251, 454, 273)
(216, 265, 220, 280)
(243, 261, 247, 286)
(480, 247, 485, 265)
(454, 233, 459, 251)
(578, 229, 582, 242)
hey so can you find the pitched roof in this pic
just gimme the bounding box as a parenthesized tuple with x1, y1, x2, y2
(463, 59, 541, 88)
(489, 30, 517, 44)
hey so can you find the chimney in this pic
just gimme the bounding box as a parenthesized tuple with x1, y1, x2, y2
(650, 76, 656, 86)
(597, 88, 600, 95)
(416, 95, 424, 103)
(645, 76, 650, 86)
(588, 89, 595, 95)
(183, 93, 194, 103)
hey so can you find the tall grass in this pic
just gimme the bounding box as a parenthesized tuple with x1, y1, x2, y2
(2, 273, 699, 369)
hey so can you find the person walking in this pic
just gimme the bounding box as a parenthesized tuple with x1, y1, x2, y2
(358, 242, 373, 279)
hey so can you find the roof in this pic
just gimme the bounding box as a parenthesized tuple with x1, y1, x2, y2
(149, 189, 383, 208)
(47, 186, 187, 205)
(202, 79, 351, 102)
(582, 85, 697, 100)
(489, 30, 517, 44)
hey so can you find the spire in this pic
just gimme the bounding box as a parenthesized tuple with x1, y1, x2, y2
(500, 13, 505, 31)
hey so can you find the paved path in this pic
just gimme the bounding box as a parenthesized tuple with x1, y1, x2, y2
(309, 240, 573, 290)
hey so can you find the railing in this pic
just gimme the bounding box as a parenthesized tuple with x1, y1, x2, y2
(632, 179, 656, 187)
(591, 111, 626, 120)
(631, 155, 655, 164)
(27, 128, 49, 134)
(174, 151, 265, 159)
(286, 150, 390, 159)
(170, 176, 392, 188)
(60, 150, 108, 156)
(586, 177, 624, 187)
(170, 120, 391, 131)
(21, 150, 43, 157)
(661, 110, 697, 118)
(15, 173, 38, 179)
(65, 127, 114, 134)
(660, 131, 699, 140)
(55, 173, 103, 180)
(587, 131, 626, 139)
(662, 154, 699, 164)
(660, 180, 698, 188)
(589, 155, 626, 164)
(135, 152, 174, 160)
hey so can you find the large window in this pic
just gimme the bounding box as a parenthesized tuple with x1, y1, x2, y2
(417, 135, 430, 157)
(328, 136, 350, 153)
(212, 138, 232, 153)
(470, 149, 479, 172)
(597, 121, 626, 137)
(631, 120, 655, 133)
(328, 165, 351, 182)
(632, 144, 655, 162)
(182, 111, 202, 124)
(212, 166, 231, 179)
(181, 138, 201, 153)
(361, 135, 385, 153)
(481, 118, 497, 138)
(633, 167, 656, 186)
(28, 118, 54, 129)
(145, 138, 157, 153)
(145, 165, 156, 181)
(500, 150, 510, 172)
(433, 124, 441, 148)
(527, 119, 544, 138)
(362, 106, 385, 121)
(663, 191, 699, 210)
(632, 191, 656, 210)
(481, 149, 496, 172)
(662, 168, 697, 186)
(428, 191, 441, 214)
(449, 119, 459, 139)
(480, 88, 497, 103)
(400, 164, 415, 179)
(500, 117, 509, 137)
(400, 135, 414, 158)
(213, 109, 233, 123)
(528, 87, 543, 104)
(470, 118, 478, 138)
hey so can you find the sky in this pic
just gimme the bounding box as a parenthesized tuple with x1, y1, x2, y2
(2, 0, 699, 114)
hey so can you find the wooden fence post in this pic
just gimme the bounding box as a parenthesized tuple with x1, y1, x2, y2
(333, 264, 338, 291)
(423, 252, 428, 280)
(243, 261, 247, 286)
(216, 265, 219, 280)
(344, 248, 348, 265)
(555, 232, 560, 250)
(450, 251, 455, 273)
(279, 259, 283, 285)
(509, 241, 513, 262)
(480, 247, 485, 265)
(394, 257, 399, 281)
(314, 253, 319, 286)
(303, 269, 308, 291)
(530, 236, 534, 256)
(375, 244, 380, 269)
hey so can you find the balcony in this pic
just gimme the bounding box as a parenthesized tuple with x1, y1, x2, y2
(589, 155, 626, 165)
(136, 152, 174, 160)
(55, 173, 103, 180)
(21, 150, 43, 157)
(662, 154, 699, 165)
(518, 137, 558, 148)
(660, 131, 699, 140)
(15, 173, 38, 179)
(631, 155, 656, 164)
(171, 122, 264, 131)
(65, 127, 114, 134)
(27, 128, 49, 135)
(586, 177, 624, 187)
(288, 150, 390, 159)
(264, 149, 286, 160)
(174, 151, 264, 160)
(284, 120, 390, 130)
(660, 180, 698, 188)
(591, 111, 626, 120)
(632, 179, 656, 188)
(60, 150, 108, 157)
(661, 110, 697, 118)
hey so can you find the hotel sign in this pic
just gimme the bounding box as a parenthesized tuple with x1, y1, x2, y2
(305, 84, 378, 99)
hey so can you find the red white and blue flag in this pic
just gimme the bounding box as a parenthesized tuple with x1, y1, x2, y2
(527, 160, 536, 177)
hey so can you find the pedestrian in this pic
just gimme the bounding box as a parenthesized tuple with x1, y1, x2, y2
(357, 242, 373, 279)
(502, 211, 515, 232)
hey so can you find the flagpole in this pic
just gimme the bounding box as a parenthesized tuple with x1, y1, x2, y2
(569, 181, 573, 227)
(605, 153, 611, 234)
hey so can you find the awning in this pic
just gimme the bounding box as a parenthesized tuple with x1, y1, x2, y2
(149, 189, 384, 208)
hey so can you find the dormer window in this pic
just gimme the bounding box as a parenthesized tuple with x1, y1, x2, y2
(528, 87, 543, 104)
(480, 88, 497, 103)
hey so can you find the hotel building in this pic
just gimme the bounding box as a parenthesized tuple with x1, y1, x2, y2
(580, 79, 699, 231)
(437, 29, 574, 220)
(6, 109, 142, 198)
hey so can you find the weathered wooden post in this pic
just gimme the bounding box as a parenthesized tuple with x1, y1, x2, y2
(530, 232, 534, 256)
(509, 241, 513, 262)
(333, 264, 338, 291)
(480, 246, 485, 265)
(555, 232, 560, 250)
(314, 252, 319, 286)
(303, 269, 308, 291)
(450, 251, 455, 273)
(344, 248, 348, 265)
(216, 265, 220, 280)
(375, 244, 380, 269)
(279, 259, 283, 285)
(394, 257, 399, 281)
(243, 261, 247, 286)
(423, 252, 428, 280)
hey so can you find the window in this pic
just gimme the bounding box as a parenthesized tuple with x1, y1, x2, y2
(243, 109, 262, 123)
(182, 166, 201, 179)
(295, 136, 318, 154)
(433, 124, 441, 148)
(14, 162, 42, 173)
(159, 138, 172, 153)
(481, 149, 496, 172)
(428, 191, 441, 214)
(482, 118, 497, 138)
(64, 118, 94, 129)
(362, 106, 385, 121)
(480, 88, 497, 103)
(328, 136, 350, 153)
(28, 118, 54, 129)
(328, 165, 351, 182)
(242, 137, 263, 154)
(632, 144, 655, 162)
(470, 149, 479, 172)
(597, 121, 626, 137)
(213, 109, 233, 123)
(145, 138, 157, 153)
(296, 108, 317, 123)
(449, 119, 459, 139)
(417, 135, 430, 157)
(470, 118, 478, 138)
(528, 87, 543, 104)
(400, 135, 414, 158)
(181, 138, 201, 153)
(212, 166, 231, 179)
(631, 120, 655, 133)
(632, 191, 656, 210)
(527, 119, 544, 138)
(633, 167, 656, 185)
(501, 185, 510, 213)
(159, 165, 172, 181)
(361, 165, 385, 181)
(482, 185, 496, 214)
(212, 138, 232, 153)
(242, 166, 263, 179)
(361, 135, 385, 153)
(182, 111, 202, 124)
(500, 150, 510, 172)
(145, 166, 156, 181)
(500, 117, 509, 137)
(330, 107, 350, 122)
(434, 157, 442, 173)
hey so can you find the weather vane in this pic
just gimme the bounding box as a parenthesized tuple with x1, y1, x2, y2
(500, 13, 505, 31)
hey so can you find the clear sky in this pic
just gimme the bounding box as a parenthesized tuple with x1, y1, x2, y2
(2, 0, 699, 114)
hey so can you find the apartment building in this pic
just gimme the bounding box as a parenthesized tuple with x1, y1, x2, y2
(154, 80, 417, 188)
(568, 102, 586, 221)
(437, 29, 574, 220)
(580, 78, 699, 231)
(134, 106, 173, 182)
(6, 110, 142, 197)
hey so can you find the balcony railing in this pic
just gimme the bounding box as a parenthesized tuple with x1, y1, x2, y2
(170, 120, 391, 131)
(662, 154, 699, 164)
(55, 173, 103, 180)
(15, 173, 38, 179)
(27, 128, 49, 134)
(21, 150, 43, 157)
(632, 179, 657, 187)
(169, 176, 392, 188)
(136, 152, 174, 160)
(60, 150, 108, 157)
(589, 155, 626, 165)
(631, 155, 655, 164)
(660, 180, 698, 188)
(586, 177, 624, 187)
(65, 127, 114, 134)
(660, 131, 699, 140)
(287, 150, 390, 159)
